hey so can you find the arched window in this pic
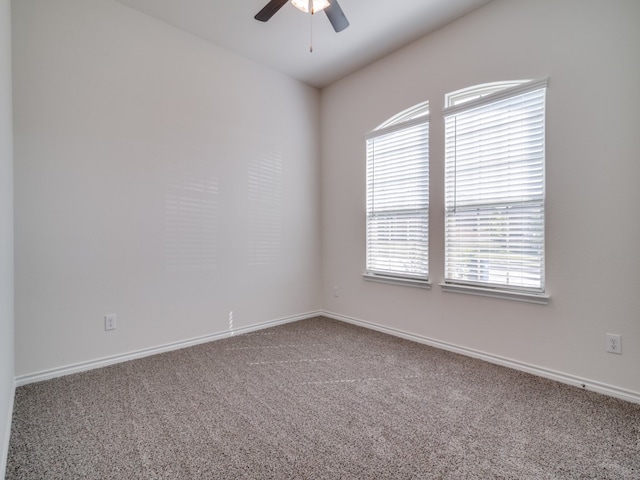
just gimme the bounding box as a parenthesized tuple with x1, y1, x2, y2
(443, 79, 549, 302)
(364, 101, 429, 286)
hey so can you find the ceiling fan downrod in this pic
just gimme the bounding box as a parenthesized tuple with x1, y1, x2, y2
(309, 0, 314, 53)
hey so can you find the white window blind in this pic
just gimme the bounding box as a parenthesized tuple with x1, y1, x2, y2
(444, 80, 546, 292)
(366, 104, 429, 282)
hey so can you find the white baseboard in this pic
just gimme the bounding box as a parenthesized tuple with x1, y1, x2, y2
(322, 310, 640, 405)
(14, 309, 640, 405)
(15, 311, 322, 387)
(1, 379, 15, 480)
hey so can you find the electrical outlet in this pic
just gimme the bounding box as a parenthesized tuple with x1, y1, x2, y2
(606, 333, 621, 354)
(105, 314, 117, 331)
(333, 285, 340, 297)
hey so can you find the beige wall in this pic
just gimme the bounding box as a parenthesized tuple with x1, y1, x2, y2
(13, 0, 321, 376)
(0, 0, 14, 472)
(9, 0, 640, 403)
(321, 0, 640, 395)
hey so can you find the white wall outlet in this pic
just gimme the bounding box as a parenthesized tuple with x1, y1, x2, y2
(333, 285, 340, 297)
(606, 333, 621, 354)
(105, 314, 117, 331)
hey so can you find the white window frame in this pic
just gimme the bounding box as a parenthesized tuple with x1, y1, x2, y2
(363, 101, 430, 288)
(441, 79, 549, 304)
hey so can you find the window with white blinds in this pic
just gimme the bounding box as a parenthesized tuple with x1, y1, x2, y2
(365, 102, 429, 284)
(444, 79, 547, 293)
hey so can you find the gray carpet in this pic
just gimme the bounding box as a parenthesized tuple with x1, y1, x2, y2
(6, 317, 640, 479)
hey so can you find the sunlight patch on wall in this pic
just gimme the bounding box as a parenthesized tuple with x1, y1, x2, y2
(165, 160, 218, 272)
(248, 149, 283, 267)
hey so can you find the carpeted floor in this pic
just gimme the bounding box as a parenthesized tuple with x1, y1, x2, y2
(6, 317, 640, 479)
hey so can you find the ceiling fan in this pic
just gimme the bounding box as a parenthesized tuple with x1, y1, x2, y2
(255, 0, 350, 33)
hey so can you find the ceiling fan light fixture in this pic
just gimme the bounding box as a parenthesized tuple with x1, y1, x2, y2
(291, 0, 330, 14)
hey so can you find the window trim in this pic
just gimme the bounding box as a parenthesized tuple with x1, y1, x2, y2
(364, 114, 429, 142)
(364, 272, 431, 289)
(439, 282, 549, 304)
(444, 80, 529, 108)
(444, 78, 548, 115)
(373, 100, 430, 131)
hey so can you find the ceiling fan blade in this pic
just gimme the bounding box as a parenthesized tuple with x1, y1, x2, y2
(324, 0, 349, 32)
(254, 0, 289, 22)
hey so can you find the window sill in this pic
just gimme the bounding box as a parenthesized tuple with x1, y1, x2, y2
(363, 273, 431, 289)
(439, 282, 549, 305)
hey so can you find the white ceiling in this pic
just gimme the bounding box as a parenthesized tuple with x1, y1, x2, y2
(113, 0, 493, 88)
